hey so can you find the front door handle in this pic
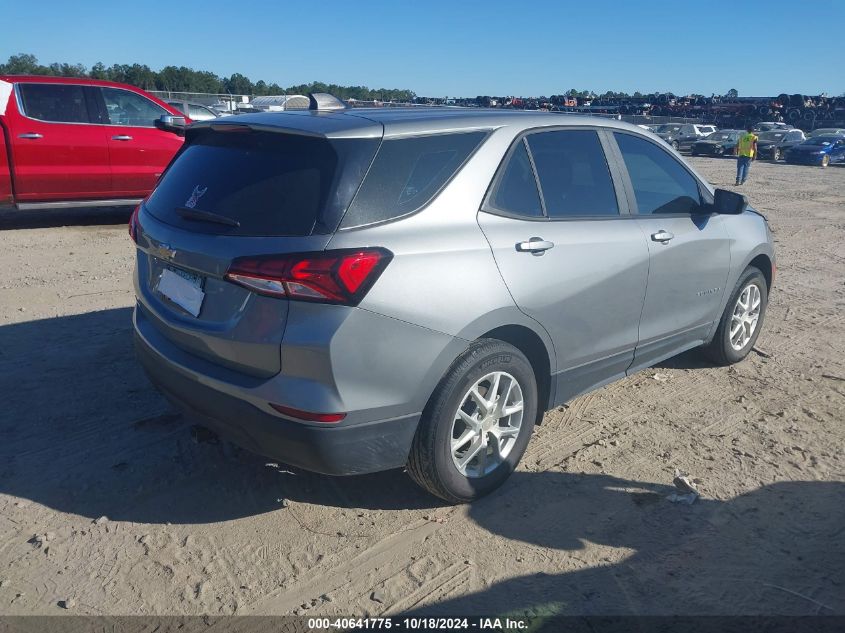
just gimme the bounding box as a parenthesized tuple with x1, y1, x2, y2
(111, 135, 133, 141)
(18, 133, 43, 139)
(516, 237, 555, 255)
(651, 230, 675, 243)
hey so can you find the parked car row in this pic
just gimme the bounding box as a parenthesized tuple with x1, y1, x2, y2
(645, 120, 845, 167)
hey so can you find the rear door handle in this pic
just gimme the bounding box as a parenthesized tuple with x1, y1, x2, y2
(111, 135, 133, 141)
(516, 237, 555, 255)
(18, 133, 43, 139)
(651, 230, 675, 243)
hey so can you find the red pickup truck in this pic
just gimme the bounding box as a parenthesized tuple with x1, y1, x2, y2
(0, 75, 188, 211)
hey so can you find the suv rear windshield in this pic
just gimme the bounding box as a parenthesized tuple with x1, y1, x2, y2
(340, 131, 488, 228)
(145, 129, 379, 236)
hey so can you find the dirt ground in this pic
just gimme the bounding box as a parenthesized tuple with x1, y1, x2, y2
(0, 157, 843, 617)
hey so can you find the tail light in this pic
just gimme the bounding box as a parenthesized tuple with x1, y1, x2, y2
(128, 204, 140, 243)
(225, 248, 392, 306)
(269, 403, 345, 423)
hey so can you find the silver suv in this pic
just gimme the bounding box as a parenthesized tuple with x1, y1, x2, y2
(132, 96, 775, 503)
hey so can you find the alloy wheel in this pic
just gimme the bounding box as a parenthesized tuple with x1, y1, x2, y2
(450, 371, 524, 478)
(730, 283, 762, 351)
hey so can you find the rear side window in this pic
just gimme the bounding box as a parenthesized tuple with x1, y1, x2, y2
(488, 141, 542, 217)
(341, 131, 486, 228)
(18, 83, 89, 123)
(614, 133, 702, 215)
(145, 130, 379, 236)
(527, 130, 619, 218)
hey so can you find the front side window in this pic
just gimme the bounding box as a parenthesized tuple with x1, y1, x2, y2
(167, 101, 187, 115)
(527, 130, 618, 218)
(614, 133, 702, 215)
(341, 131, 487, 228)
(101, 87, 167, 127)
(188, 104, 217, 120)
(487, 141, 542, 217)
(18, 83, 89, 123)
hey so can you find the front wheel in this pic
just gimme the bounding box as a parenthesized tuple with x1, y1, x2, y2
(772, 148, 781, 161)
(407, 340, 538, 503)
(703, 267, 768, 365)
(821, 155, 830, 168)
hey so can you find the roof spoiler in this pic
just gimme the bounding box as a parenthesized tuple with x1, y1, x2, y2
(308, 93, 347, 111)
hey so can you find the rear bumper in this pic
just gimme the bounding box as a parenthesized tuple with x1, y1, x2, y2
(134, 307, 423, 476)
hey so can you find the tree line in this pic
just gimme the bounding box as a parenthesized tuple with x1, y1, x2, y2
(0, 53, 417, 102)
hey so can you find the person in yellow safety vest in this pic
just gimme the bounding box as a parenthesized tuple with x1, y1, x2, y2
(735, 125, 758, 186)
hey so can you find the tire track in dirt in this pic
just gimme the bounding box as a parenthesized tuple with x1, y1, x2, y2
(243, 518, 445, 615)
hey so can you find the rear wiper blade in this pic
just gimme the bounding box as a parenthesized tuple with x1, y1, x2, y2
(175, 206, 240, 227)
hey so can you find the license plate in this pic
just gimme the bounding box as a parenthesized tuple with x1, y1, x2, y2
(157, 267, 205, 317)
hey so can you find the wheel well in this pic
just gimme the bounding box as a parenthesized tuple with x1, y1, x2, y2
(748, 254, 773, 290)
(479, 325, 551, 424)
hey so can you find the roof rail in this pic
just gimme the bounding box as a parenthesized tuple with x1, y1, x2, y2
(308, 93, 347, 111)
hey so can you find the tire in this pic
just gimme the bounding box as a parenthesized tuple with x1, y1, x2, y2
(671, 140, 679, 151)
(691, 151, 698, 157)
(407, 339, 538, 503)
(703, 267, 768, 366)
(821, 155, 830, 168)
(772, 148, 781, 161)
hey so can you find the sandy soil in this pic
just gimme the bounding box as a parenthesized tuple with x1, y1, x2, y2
(0, 158, 843, 617)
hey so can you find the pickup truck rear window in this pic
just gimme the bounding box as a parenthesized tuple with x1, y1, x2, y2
(144, 130, 379, 236)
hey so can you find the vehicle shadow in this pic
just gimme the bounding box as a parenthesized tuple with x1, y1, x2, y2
(0, 206, 132, 230)
(0, 308, 441, 525)
(653, 348, 714, 370)
(406, 472, 845, 616)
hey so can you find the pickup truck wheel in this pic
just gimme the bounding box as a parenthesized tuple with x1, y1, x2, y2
(703, 267, 768, 366)
(407, 339, 537, 504)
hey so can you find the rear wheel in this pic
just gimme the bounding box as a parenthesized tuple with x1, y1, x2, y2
(703, 267, 768, 365)
(407, 340, 537, 503)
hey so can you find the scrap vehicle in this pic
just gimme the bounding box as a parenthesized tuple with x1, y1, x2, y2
(690, 130, 743, 157)
(784, 135, 845, 167)
(655, 123, 717, 151)
(755, 129, 806, 161)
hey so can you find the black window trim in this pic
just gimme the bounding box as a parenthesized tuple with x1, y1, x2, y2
(606, 129, 715, 218)
(336, 128, 493, 232)
(15, 81, 99, 126)
(480, 125, 632, 222)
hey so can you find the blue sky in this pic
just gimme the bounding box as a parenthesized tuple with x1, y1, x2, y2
(3, 0, 843, 96)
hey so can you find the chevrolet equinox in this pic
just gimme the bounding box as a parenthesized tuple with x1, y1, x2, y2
(132, 95, 775, 503)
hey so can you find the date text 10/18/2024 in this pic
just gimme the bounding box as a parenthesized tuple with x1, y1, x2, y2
(306, 617, 530, 631)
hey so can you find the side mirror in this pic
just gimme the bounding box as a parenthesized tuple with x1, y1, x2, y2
(155, 114, 187, 136)
(713, 188, 748, 215)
